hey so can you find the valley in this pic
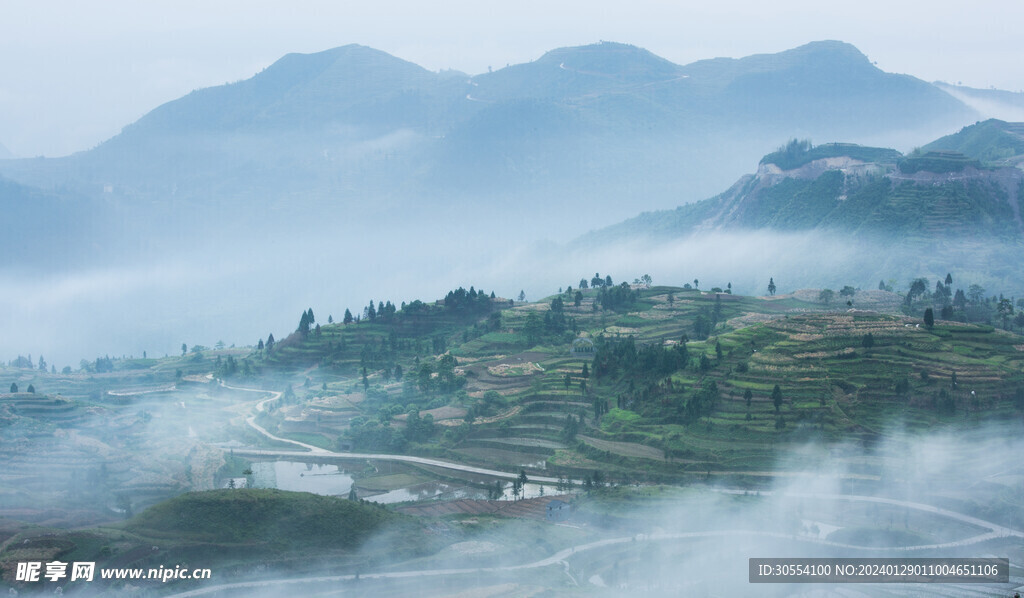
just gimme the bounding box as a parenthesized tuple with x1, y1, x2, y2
(3, 281, 1024, 595)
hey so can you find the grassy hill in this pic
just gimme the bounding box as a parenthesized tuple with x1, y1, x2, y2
(124, 488, 402, 547)
(0, 489, 429, 591)
(922, 118, 1024, 165)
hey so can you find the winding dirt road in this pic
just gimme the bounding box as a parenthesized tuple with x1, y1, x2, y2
(223, 382, 565, 483)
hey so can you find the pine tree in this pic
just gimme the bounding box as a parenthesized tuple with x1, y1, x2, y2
(767, 278, 776, 296)
(772, 384, 783, 413)
(344, 308, 354, 324)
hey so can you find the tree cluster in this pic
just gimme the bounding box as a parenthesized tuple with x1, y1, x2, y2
(592, 335, 690, 380)
(444, 286, 494, 314)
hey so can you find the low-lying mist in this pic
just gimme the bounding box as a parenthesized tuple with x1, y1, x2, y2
(4, 222, 1021, 368)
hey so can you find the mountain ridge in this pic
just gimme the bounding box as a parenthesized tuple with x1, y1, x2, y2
(0, 40, 979, 215)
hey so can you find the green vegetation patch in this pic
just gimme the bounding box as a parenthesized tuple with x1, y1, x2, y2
(124, 488, 404, 548)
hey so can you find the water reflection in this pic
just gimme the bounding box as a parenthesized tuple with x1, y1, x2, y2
(252, 461, 353, 495)
(249, 460, 552, 504)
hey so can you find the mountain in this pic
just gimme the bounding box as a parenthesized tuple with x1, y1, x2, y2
(0, 176, 120, 270)
(0, 41, 980, 235)
(0, 41, 995, 364)
(585, 125, 1024, 292)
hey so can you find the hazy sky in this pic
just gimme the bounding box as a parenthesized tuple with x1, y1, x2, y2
(1, 0, 1022, 157)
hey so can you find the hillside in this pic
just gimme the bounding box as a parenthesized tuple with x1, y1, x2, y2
(585, 128, 1024, 292)
(0, 489, 431, 592)
(125, 488, 404, 547)
(204, 281, 1024, 483)
(922, 118, 1024, 165)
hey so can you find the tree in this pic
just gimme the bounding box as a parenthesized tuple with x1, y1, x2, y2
(744, 389, 752, 408)
(945, 273, 953, 286)
(518, 290, 526, 302)
(581, 363, 589, 379)
(394, 364, 403, 381)
(564, 373, 572, 392)
(26, 384, 34, 393)
(328, 314, 333, 324)
(924, 307, 934, 329)
(967, 284, 985, 304)
(257, 338, 264, 351)
(953, 289, 967, 310)
(9, 382, 17, 393)
(840, 286, 856, 299)
(343, 308, 354, 324)
(574, 291, 583, 308)
(997, 298, 1014, 329)
(516, 470, 529, 501)
(266, 333, 275, 352)
(818, 289, 834, 305)
(908, 278, 928, 301)
(767, 278, 776, 296)
(861, 333, 874, 350)
(181, 343, 187, 356)
(228, 478, 236, 489)
(667, 291, 675, 305)
(772, 384, 783, 413)
(693, 278, 699, 289)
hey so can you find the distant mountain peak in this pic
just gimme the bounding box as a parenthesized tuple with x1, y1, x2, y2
(261, 43, 432, 83)
(748, 40, 874, 72)
(535, 41, 682, 78)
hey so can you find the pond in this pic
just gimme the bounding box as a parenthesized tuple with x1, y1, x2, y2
(246, 460, 551, 504)
(251, 461, 354, 495)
